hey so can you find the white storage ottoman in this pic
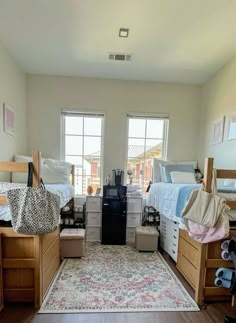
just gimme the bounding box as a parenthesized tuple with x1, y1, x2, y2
(135, 226, 159, 251)
(60, 229, 86, 258)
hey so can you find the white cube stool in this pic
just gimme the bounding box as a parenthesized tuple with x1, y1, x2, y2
(60, 229, 86, 258)
(135, 226, 159, 252)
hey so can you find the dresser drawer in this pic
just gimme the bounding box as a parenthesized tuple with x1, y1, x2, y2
(86, 227, 101, 241)
(126, 228, 135, 243)
(86, 197, 101, 212)
(86, 212, 101, 226)
(127, 213, 141, 227)
(127, 198, 142, 213)
(169, 247, 178, 262)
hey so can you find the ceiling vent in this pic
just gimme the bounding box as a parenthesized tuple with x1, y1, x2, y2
(108, 53, 132, 62)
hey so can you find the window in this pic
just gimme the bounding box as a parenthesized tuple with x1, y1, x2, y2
(127, 115, 169, 193)
(61, 112, 104, 195)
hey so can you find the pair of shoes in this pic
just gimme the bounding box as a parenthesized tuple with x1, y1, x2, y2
(214, 268, 235, 289)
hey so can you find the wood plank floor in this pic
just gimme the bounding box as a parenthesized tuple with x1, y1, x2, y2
(0, 252, 236, 323)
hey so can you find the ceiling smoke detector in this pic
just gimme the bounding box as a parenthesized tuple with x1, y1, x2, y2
(108, 53, 132, 62)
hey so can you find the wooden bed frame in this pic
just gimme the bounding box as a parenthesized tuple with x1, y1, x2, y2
(177, 157, 236, 305)
(0, 151, 61, 308)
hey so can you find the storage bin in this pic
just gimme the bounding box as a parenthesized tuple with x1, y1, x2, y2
(135, 226, 159, 251)
(60, 229, 86, 258)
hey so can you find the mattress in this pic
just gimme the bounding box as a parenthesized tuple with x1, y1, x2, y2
(147, 182, 236, 223)
(0, 182, 74, 222)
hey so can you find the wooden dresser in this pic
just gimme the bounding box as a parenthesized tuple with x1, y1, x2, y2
(177, 229, 236, 304)
(0, 233, 3, 312)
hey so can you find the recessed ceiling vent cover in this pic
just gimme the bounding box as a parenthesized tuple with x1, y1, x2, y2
(108, 53, 132, 61)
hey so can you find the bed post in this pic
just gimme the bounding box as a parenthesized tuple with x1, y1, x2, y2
(32, 151, 41, 188)
(31, 151, 43, 308)
(203, 157, 214, 193)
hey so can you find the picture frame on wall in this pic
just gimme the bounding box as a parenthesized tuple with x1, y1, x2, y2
(228, 113, 236, 140)
(3, 103, 15, 136)
(210, 116, 225, 145)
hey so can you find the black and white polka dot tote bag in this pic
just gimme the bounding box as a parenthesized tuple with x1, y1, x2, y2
(7, 162, 60, 235)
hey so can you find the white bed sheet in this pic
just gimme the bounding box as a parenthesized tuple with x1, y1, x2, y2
(0, 182, 74, 222)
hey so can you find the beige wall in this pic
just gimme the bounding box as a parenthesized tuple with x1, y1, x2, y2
(27, 75, 201, 180)
(198, 55, 236, 169)
(0, 42, 27, 180)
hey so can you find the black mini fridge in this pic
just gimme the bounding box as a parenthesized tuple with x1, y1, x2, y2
(101, 186, 127, 245)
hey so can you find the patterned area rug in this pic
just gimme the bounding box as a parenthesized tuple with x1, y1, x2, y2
(39, 243, 199, 313)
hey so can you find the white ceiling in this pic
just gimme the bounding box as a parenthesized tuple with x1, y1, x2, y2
(0, 0, 236, 84)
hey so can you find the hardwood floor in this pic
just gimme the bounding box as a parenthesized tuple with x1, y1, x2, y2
(0, 251, 236, 323)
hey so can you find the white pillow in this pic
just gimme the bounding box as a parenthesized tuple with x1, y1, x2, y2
(175, 160, 198, 169)
(170, 171, 196, 184)
(223, 179, 236, 186)
(42, 158, 72, 184)
(41, 164, 71, 184)
(12, 155, 43, 183)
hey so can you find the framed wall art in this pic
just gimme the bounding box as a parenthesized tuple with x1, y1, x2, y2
(228, 113, 236, 140)
(210, 116, 225, 145)
(3, 103, 15, 136)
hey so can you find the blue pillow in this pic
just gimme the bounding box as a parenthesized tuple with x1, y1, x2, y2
(162, 164, 195, 183)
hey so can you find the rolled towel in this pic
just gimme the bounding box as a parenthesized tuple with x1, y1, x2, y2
(221, 250, 231, 261)
(221, 240, 230, 250)
(214, 277, 232, 289)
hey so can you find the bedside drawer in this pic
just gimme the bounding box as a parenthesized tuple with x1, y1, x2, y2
(127, 213, 141, 227)
(169, 247, 178, 262)
(127, 198, 142, 213)
(86, 197, 101, 212)
(86, 212, 101, 226)
(86, 227, 101, 241)
(126, 228, 135, 243)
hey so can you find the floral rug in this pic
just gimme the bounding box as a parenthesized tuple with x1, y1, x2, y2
(39, 243, 199, 313)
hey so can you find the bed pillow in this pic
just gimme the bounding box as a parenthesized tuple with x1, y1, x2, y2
(174, 160, 198, 169)
(153, 159, 172, 182)
(161, 164, 195, 183)
(41, 164, 71, 184)
(42, 158, 72, 184)
(12, 155, 33, 183)
(170, 171, 196, 184)
(223, 179, 236, 186)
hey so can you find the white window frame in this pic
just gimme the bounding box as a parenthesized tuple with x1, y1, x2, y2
(126, 113, 169, 191)
(61, 111, 104, 196)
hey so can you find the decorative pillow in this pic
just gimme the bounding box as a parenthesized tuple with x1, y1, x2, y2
(42, 159, 72, 184)
(152, 159, 172, 182)
(41, 164, 71, 184)
(12, 155, 71, 184)
(223, 179, 236, 186)
(12, 155, 44, 183)
(174, 160, 198, 169)
(170, 171, 196, 184)
(161, 164, 195, 183)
